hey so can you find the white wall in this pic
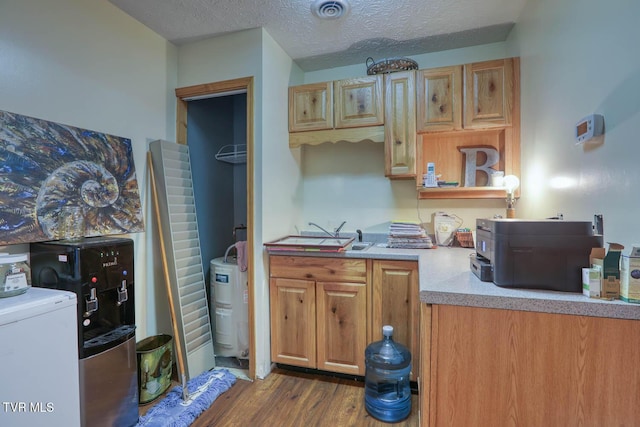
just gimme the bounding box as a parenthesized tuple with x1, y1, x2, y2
(299, 43, 514, 235)
(176, 28, 304, 378)
(258, 30, 305, 376)
(0, 0, 178, 340)
(508, 0, 640, 248)
(177, 30, 261, 88)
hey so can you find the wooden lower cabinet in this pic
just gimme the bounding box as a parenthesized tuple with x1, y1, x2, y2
(371, 260, 420, 380)
(420, 304, 640, 426)
(269, 256, 368, 375)
(316, 281, 367, 374)
(269, 256, 419, 378)
(269, 277, 316, 368)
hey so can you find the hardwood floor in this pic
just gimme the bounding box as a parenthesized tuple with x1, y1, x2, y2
(190, 367, 420, 427)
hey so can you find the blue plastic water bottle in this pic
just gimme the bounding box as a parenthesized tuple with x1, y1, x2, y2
(364, 325, 412, 422)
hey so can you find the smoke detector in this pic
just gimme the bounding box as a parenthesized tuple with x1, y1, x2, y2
(311, 0, 350, 20)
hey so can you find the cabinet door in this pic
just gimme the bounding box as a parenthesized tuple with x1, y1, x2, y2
(334, 76, 384, 129)
(372, 260, 420, 380)
(269, 277, 316, 368)
(384, 71, 417, 178)
(464, 58, 515, 129)
(288, 82, 333, 132)
(428, 305, 640, 426)
(316, 281, 367, 375)
(416, 66, 463, 132)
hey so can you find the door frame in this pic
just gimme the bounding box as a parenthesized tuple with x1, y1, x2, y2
(175, 77, 255, 380)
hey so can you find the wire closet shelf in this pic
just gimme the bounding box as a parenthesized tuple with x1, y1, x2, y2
(215, 144, 247, 164)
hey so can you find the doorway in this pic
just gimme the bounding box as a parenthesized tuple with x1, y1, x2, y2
(175, 77, 255, 380)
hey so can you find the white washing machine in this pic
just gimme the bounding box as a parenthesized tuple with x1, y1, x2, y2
(210, 253, 249, 359)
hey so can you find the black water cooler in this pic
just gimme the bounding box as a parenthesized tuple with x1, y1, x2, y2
(30, 237, 138, 427)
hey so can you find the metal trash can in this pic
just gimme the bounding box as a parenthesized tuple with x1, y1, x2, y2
(136, 334, 173, 404)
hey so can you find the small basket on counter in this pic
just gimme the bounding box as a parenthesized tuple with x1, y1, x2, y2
(454, 230, 475, 248)
(366, 57, 418, 75)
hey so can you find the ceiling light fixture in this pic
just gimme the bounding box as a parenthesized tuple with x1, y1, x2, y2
(311, 0, 350, 20)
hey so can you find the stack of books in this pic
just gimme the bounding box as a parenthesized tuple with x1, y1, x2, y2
(387, 221, 434, 249)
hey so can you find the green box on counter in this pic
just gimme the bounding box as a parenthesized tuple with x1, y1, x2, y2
(590, 243, 624, 299)
(582, 267, 601, 298)
(621, 246, 640, 304)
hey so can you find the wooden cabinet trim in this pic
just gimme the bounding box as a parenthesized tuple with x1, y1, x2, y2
(289, 125, 384, 148)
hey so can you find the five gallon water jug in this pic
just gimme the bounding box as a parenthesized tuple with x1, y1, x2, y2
(364, 325, 412, 422)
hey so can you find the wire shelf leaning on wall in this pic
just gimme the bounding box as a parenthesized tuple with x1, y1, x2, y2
(215, 144, 247, 164)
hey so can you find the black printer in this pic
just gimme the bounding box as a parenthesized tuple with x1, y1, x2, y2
(472, 218, 603, 292)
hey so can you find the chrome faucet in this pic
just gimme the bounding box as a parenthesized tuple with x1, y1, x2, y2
(308, 222, 334, 238)
(308, 221, 346, 238)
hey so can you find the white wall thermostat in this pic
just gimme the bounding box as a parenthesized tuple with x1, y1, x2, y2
(575, 114, 604, 144)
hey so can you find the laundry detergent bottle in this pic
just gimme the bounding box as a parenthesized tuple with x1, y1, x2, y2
(364, 325, 412, 422)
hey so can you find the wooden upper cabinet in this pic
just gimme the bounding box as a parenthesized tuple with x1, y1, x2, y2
(416, 66, 463, 132)
(334, 76, 384, 128)
(288, 77, 383, 141)
(384, 71, 417, 178)
(464, 58, 515, 129)
(417, 57, 520, 199)
(288, 82, 333, 132)
(287, 57, 520, 199)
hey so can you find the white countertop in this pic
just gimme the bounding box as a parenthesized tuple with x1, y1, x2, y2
(267, 245, 640, 320)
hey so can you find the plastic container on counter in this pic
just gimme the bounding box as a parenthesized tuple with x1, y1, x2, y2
(0, 253, 31, 298)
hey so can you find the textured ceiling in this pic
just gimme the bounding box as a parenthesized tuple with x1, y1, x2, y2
(108, 0, 528, 71)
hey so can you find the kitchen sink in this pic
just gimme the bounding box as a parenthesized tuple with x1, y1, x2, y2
(349, 242, 373, 251)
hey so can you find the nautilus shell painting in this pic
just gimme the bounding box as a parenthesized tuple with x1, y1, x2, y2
(0, 110, 144, 245)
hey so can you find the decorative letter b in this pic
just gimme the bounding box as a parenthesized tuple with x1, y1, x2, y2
(459, 147, 500, 187)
